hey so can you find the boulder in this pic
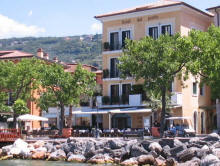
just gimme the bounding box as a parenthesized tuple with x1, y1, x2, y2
(196, 149, 210, 159)
(165, 157, 177, 166)
(87, 154, 113, 164)
(174, 139, 185, 147)
(61, 143, 75, 154)
(130, 145, 148, 157)
(178, 158, 200, 166)
(201, 154, 220, 166)
(33, 140, 45, 149)
(84, 141, 96, 159)
(48, 149, 66, 161)
(211, 142, 220, 149)
(32, 151, 46, 160)
(189, 137, 201, 144)
(45, 143, 56, 153)
(13, 139, 28, 149)
(141, 140, 152, 151)
(159, 139, 174, 148)
(137, 154, 155, 165)
(67, 154, 86, 163)
(161, 145, 171, 159)
(154, 156, 166, 166)
(2, 145, 12, 155)
(9, 147, 21, 157)
(212, 148, 220, 159)
(169, 145, 187, 157)
(67, 137, 76, 143)
(108, 139, 125, 149)
(34, 147, 47, 153)
(20, 148, 31, 159)
(149, 142, 162, 153)
(203, 133, 220, 142)
(177, 148, 195, 162)
(120, 157, 138, 166)
(108, 148, 126, 158)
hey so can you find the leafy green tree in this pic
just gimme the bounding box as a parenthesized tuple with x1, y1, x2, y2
(189, 26, 220, 130)
(12, 99, 29, 115)
(0, 58, 44, 128)
(38, 63, 96, 134)
(119, 34, 193, 136)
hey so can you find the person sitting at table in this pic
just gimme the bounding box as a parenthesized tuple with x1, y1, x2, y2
(153, 120, 160, 127)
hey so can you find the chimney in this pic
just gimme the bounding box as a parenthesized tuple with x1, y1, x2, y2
(37, 48, 44, 58)
(53, 57, 58, 63)
(43, 53, 49, 60)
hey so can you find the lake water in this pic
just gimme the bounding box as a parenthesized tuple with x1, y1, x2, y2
(0, 160, 115, 166)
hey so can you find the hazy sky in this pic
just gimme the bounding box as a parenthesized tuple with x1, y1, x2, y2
(0, 0, 218, 38)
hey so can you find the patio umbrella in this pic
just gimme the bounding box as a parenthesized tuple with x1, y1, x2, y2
(7, 114, 48, 122)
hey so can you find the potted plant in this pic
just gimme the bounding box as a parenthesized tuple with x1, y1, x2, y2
(103, 69, 109, 78)
(103, 42, 110, 51)
(102, 96, 110, 105)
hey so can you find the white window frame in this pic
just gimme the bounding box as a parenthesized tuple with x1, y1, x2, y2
(147, 25, 159, 39)
(200, 85, 205, 96)
(108, 82, 132, 97)
(108, 27, 133, 49)
(146, 23, 173, 38)
(160, 23, 173, 35)
(192, 82, 198, 96)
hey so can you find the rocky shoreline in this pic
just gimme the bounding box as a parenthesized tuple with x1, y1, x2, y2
(1, 133, 220, 165)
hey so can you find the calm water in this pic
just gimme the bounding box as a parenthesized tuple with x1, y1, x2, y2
(0, 160, 115, 166)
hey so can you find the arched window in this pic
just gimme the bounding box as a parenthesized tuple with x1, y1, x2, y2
(193, 111, 197, 131)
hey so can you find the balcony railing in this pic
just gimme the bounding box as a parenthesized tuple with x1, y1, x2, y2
(96, 94, 142, 107)
(171, 92, 182, 106)
(103, 42, 122, 51)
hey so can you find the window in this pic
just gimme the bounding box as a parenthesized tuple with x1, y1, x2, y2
(147, 24, 172, 39)
(110, 32, 119, 50)
(122, 84, 131, 104)
(149, 27, 158, 39)
(110, 84, 120, 104)
(161, 25, 172, 35)
(122, 30, 131, 47)
(193, 82, 197, 95)
(200, 85, 205, 96)
(110, 58, 119, 78)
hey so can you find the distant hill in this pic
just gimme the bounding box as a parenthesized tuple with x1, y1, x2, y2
(0, 34, 102, 68)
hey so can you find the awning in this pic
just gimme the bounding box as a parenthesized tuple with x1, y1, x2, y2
(7, 114, 48, 122)
(72, 108, 151, 115)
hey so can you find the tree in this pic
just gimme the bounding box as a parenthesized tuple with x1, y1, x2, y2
(38, 63, 96, 135)
(119, 34, 193, 136)
(0, 58, 44, 128)
(189, 26, 220, 131)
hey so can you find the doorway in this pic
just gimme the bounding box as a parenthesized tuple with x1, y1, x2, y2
(112, 114, 131, 129)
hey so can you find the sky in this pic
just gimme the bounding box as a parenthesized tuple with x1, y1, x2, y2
(0, 0, 219, 39)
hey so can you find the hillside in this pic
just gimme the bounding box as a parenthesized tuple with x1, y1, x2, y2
(0, 34, 102, 68)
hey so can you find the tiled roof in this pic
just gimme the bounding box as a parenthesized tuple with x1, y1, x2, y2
(0, 50, 33, 59)
(206, 6, 220, 11)
(95, 0, 213, 18)
(65, 63, 98, 73)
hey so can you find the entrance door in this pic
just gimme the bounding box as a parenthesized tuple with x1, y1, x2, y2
(117, 118, 127, 129)
(122, 84, 131, 104)
(111, 84, 119, 104)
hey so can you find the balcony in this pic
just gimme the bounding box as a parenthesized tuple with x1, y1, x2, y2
(171, 92, 182, 106)
(96, 94, 143, 108)
(103, 42, 122, 53)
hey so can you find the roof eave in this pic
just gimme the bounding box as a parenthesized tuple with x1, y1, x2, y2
(95, 2, 213, 21)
